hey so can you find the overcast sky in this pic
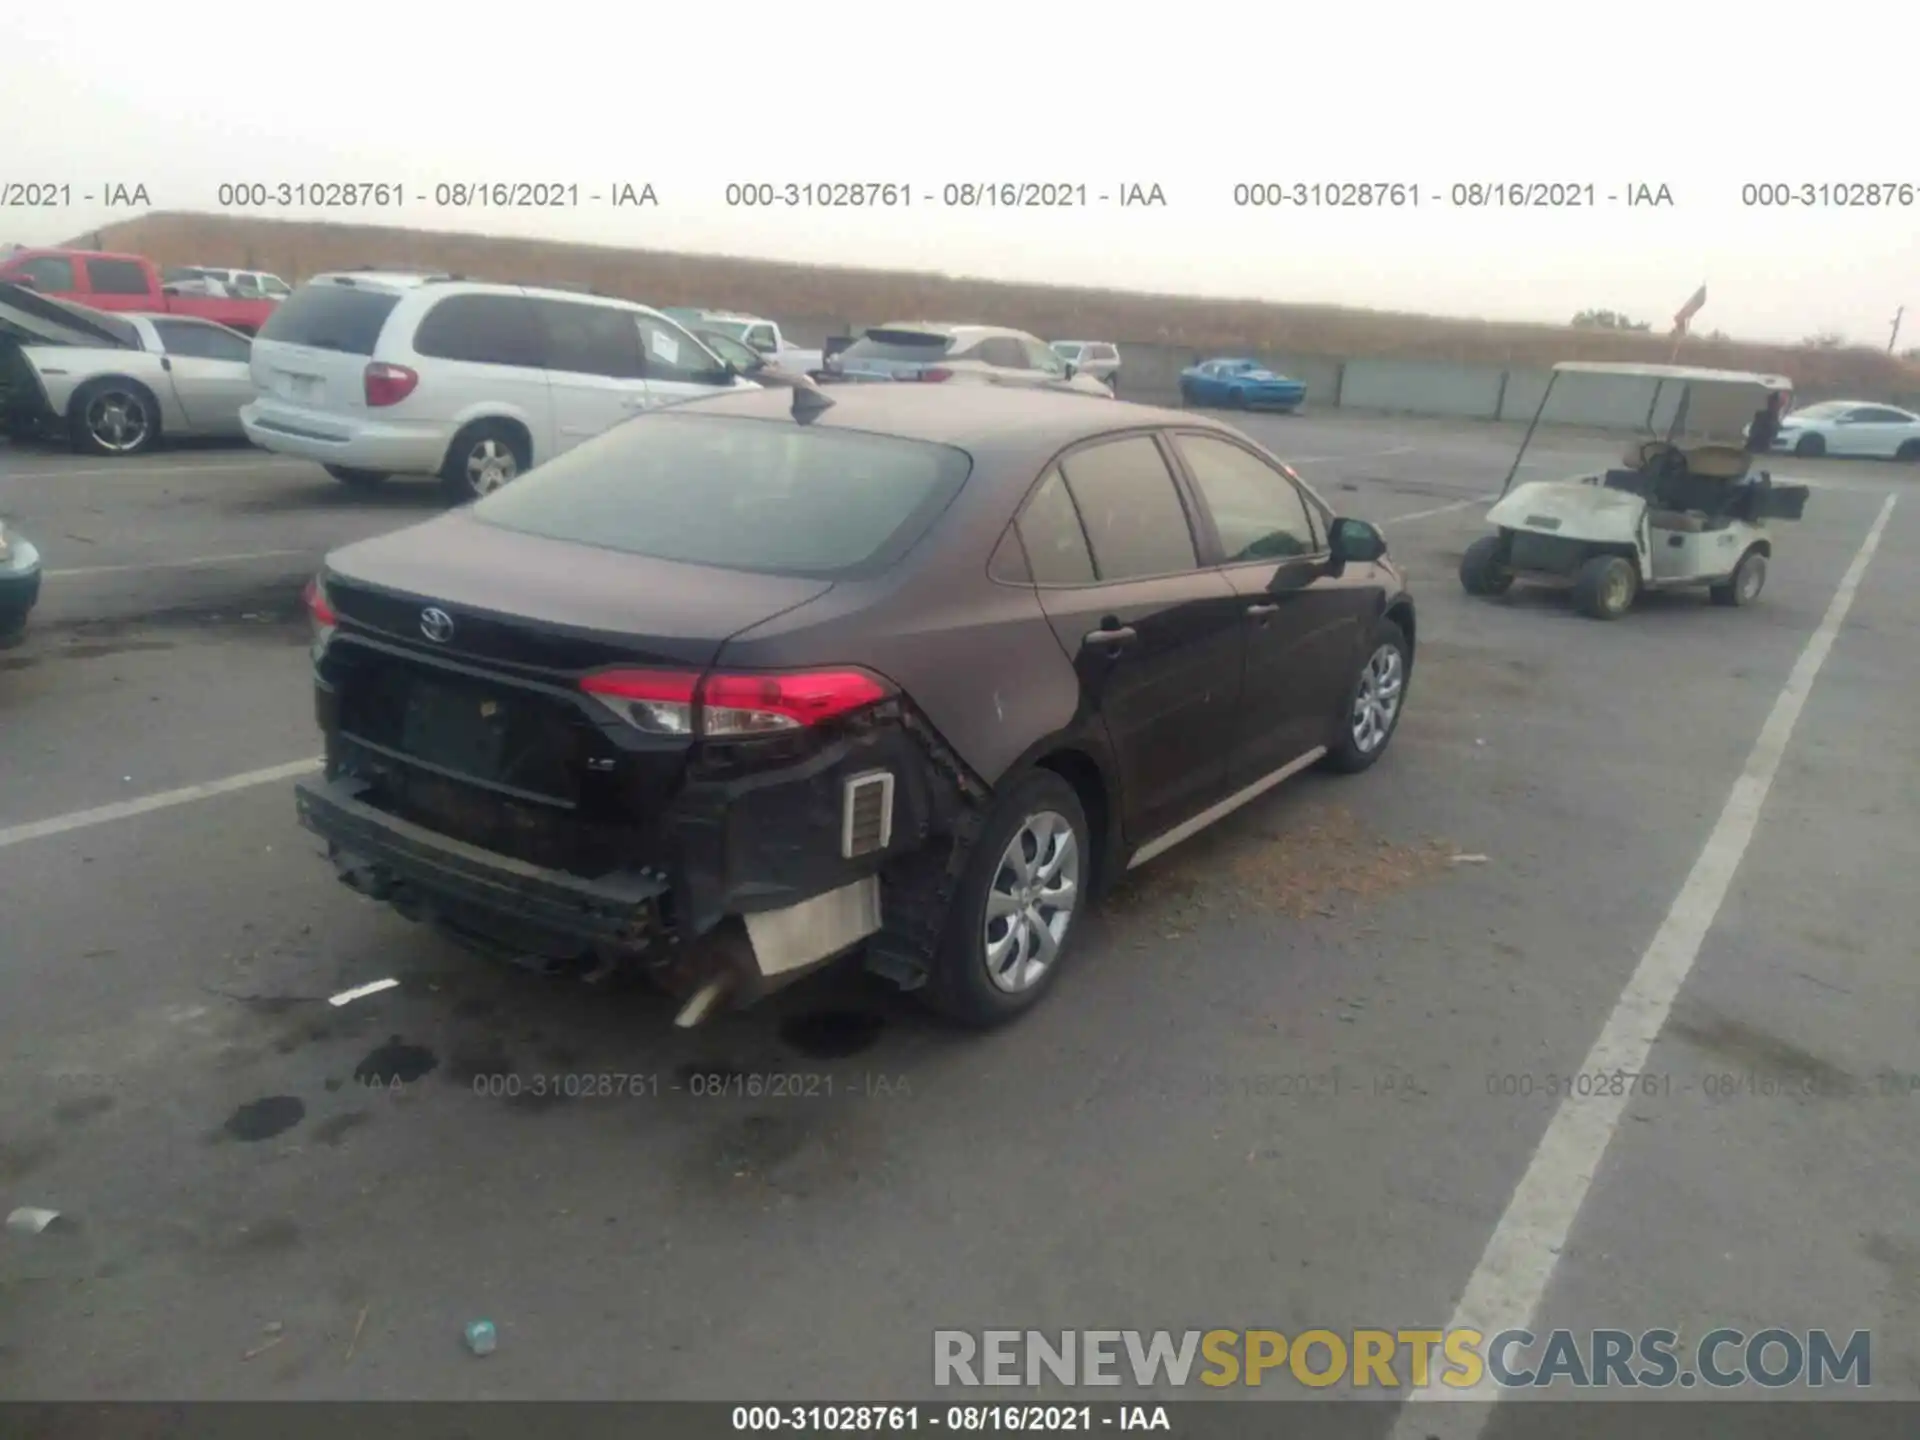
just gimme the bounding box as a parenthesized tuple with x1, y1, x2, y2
(4, 1, 1915, 347)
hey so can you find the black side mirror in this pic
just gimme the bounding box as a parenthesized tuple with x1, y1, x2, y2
(1328, 516, 1387, 566)
(1061, 362, 1077, 380)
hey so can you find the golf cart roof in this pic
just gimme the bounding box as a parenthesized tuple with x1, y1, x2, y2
(1550, 360, 1793, 391)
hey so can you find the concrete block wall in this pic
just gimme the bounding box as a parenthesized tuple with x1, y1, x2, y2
(781, 323, 1920, 429)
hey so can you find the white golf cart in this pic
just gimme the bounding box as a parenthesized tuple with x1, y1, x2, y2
(1459, 362, 1810, 620)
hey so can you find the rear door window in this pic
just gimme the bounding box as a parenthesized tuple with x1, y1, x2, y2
(1058, 436, 1198, 580)
(414, 293, 545, 367)
(84, 258, 151, 295)
(978, 337, 1030, 370)
(259, 282, 404, 355)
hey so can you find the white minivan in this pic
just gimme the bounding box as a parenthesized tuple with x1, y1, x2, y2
(241, 273, 757, 500)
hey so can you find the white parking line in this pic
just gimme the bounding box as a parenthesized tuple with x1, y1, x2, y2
(45, 549, 309, 579)
(1386, 492, 1499, 524)
(1390, 493, 1897, 1439)
(0, 758, 322, 851)
(1285, 445, 1417, 465)
(0, 457, 308, 482)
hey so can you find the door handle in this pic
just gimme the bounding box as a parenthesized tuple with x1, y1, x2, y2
(1084, 625, 1137, 649)
(1245, 603, 1280, 617)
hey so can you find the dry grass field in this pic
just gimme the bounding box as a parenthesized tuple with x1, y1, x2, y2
(79, 211, 1920, 400)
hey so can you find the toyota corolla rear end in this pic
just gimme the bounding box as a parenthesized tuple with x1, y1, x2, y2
(295, 404, 977, 1023)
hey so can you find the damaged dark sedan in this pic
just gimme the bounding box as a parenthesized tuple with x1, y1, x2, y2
(296, 382, 1417, 1026)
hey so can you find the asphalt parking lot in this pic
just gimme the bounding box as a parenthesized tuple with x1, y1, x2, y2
(1, 410, 1916, 1423)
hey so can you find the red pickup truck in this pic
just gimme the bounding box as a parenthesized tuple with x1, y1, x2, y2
(0, 248, 280, 335)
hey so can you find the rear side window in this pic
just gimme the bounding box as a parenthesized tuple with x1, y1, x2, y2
(1091, 344, 1118, 361)
(841, 330, 954, 363)
(151, 319, 251, 362)
(1058, 436, 1197, 580)
(473, 413, 972, 578)
(416, 294, 544, 367)
(536, 300, 645, 379)
(1014, 468, 1096, 585)
(259, 283, 403, 355)
(85, 259, 151, 295)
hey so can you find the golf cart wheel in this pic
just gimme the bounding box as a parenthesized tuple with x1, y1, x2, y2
(1793, 433, 1825, 457)
(1571, 554, 1637, 620)
(918, 769, 1091, 1028)
(1710, 547, 1767, 607)
(324, 465, 389, 489)
(1459, 535, 1514, 597)
(1897, 439, 1920, 463)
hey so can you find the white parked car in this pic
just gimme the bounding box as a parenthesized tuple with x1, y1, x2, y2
(186, 267, 294, 301)
(1050, 340, 1121, 388)
(241, 274, 758, 500)
(1, 282, 255, 455)
(1765, 399, 1920, 461)
(668, 308, 823, 375)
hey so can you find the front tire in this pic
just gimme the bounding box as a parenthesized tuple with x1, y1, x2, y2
(440, 419, 530, 503)
(1896, 439, 1920, 463)
(1710, 547, 1767, 607)
(1321, 618, 1411, 774)
(1572, 554, 1637, 620)
(1459, 535, 1514, 596)
(69, 380, 160, 457)
(1794, 433, 1825, 457)
(324, 465, 389, 488)
(919, 770, 1090, 1028)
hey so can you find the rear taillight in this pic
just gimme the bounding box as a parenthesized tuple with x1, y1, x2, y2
(580, 667, 894, 738)
(303, 575, 338, 652)
(363, 362, 418, 407)
(919, 367, 953, 383)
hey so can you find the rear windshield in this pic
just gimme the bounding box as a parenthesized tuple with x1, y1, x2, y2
(471, 412, 973, 578)
(840, 330, 955, 363)
(257, 282, 402, 355)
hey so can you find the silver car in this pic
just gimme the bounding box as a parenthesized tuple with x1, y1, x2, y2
(826, 323, 1114, 396)
(1, 283, 255, 456)
(1050, 339, 1121, 388)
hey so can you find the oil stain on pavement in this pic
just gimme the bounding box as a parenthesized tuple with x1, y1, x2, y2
(221, 1096, 306, 1142)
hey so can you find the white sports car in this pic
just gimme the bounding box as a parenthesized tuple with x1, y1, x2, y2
(1, 282, 256, 457)
(1766, 399, 1920, 461)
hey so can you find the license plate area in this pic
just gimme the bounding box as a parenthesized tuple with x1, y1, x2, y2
(401, 679, 508, 780)
(275, 371, 322, 402)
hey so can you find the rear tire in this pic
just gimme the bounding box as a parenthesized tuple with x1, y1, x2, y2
(324, 465, 389, 488)
(440, 419, 530, 503)
(918, 770, 1090, 1029)
(1320, 617, 1411, 774)
(1572, 554, 1637, 620)
(1459, 535, 1514, 596)
(1794, 433, 1825, 457)
(68, 379, 160, 457)
(1710, 547, 1767, 607)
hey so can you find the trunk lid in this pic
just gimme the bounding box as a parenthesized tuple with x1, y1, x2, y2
(324, 511, 833, 674)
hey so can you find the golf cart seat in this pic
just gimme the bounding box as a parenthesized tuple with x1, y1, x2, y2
(1624, 439, 1684, 471)
(1684, 444, 1752, 479)
(1649, 509, 1708, 532)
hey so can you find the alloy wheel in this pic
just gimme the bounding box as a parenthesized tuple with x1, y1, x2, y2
(87, 391, 151, 453)
(1351, 644, 1405, 754)
(466, 438, 520, 495)
(982, 810, 1080, 994)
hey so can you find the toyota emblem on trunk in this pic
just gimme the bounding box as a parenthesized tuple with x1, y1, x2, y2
(420, 607, 455, 643)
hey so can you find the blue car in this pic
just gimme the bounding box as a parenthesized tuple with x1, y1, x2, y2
(1179, 358, 1306, 412)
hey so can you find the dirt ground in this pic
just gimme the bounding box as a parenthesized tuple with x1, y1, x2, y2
(76, 212, 1920, 401)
